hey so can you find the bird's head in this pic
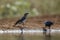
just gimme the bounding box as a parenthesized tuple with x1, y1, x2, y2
(24, 13, 29, 16)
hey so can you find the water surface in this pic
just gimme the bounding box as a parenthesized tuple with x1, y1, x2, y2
(0, 31, 60, 40)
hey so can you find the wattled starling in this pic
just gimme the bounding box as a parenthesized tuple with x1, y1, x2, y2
(14, 13, 29, 26)
(44, 21, 53, 29)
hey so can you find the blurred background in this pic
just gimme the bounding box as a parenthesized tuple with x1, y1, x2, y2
(0, 1, 60, 40)
(0, 0, 60, 19)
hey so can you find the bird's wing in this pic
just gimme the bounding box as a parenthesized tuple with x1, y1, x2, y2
(14, 20, 21, 25)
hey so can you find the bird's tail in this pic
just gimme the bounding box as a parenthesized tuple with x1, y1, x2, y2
(13, 22, 17, 27)
(13, 22, 22, 27)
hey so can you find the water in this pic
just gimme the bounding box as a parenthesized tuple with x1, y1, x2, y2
(0, 29, 60, 40)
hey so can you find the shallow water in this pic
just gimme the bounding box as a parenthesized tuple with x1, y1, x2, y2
(0, 29, 60, 33)
(0, 31, 60, 40)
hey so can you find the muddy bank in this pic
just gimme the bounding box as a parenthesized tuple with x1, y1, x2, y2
(0, 15, 60, 30)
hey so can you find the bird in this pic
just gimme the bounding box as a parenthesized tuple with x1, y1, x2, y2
(14, 13, 29, 26)
(42, 21, 53, 36)
(44, 21, 53, 29)
(13, 13, 29, 34)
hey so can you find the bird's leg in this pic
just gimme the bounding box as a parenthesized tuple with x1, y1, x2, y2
(45, 26, 47, 30)
(22, 22, 25, 28)
(48, 26, 51, 34)
(20, 22, 25, 34)
(21, 28, 23, 34)
(20, 26, 23, 35)
(22, 23, 24, 27)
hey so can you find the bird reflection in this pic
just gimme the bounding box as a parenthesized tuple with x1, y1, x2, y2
(17, 32, 24, 40)
(20, 33, 24, 40)
(43, 29, 51, 40)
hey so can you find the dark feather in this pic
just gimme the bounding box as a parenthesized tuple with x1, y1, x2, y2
(14, 13, 29, 26)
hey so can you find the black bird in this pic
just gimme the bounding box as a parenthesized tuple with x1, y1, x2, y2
(13, 13, 29, 34)
(14, 13, 29, 26)
(44, 21, 53, 29)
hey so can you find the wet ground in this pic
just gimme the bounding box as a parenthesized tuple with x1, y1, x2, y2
(0, 15, 60, 30)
